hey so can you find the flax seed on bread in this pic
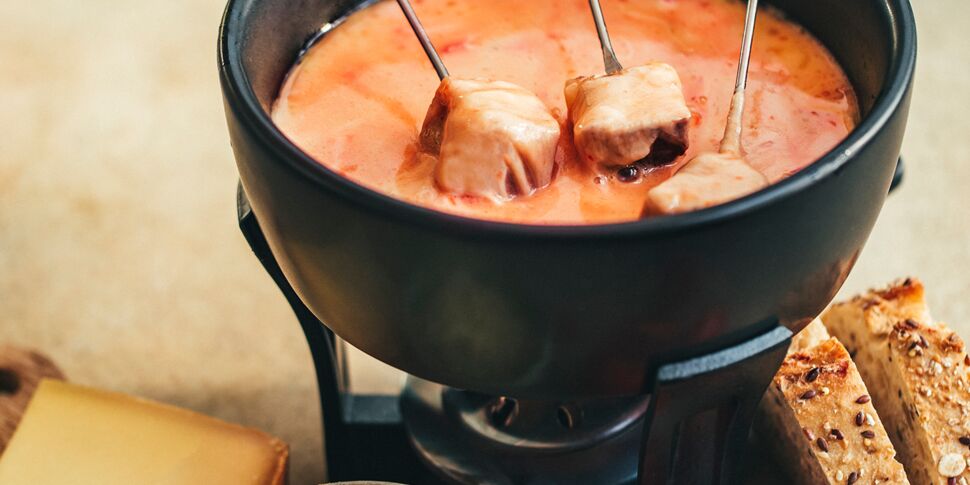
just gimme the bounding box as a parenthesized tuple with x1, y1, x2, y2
(758, 320, 909, 484)
(824, 278, 970, 485)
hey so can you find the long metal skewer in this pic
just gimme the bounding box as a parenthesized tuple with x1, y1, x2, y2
(719, 0, 759, 156)
(396, 0, 449, 80)
(588, 0, 624, 75)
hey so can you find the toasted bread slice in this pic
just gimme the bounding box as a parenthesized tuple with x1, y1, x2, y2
(758, 320, 909, 484)
(824, 278, 970, 484)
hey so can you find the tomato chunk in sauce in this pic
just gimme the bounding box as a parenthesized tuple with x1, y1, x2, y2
(272, 0, 858, 224)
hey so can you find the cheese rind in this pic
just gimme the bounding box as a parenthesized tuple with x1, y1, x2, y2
(0, 347, 63, 454)
(0, 379, 288, 485)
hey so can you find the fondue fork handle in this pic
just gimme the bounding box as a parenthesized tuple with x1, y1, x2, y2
(588, 0, 624, 75)
(720, 0, 759, 156)
(396, 0, 449, 80)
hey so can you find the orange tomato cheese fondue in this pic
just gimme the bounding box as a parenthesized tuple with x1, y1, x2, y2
(272, 0, 858, 224)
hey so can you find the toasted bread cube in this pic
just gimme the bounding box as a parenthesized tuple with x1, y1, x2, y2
(824, 278, 970, 485)
(757, 320, 910, 485)
(642, 152, 767, 216)
(564, 63, 691, 171)
(419, 78, 561, 201)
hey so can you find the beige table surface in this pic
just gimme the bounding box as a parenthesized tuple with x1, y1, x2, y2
(1, 1, 968, 483)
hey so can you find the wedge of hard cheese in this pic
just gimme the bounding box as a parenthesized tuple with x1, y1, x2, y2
(0, 379, 288, 485)
(758, 320, 909, 484)
(825, 278, 970, 485)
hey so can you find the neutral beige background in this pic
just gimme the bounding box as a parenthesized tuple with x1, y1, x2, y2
(1, 1, 967, 483)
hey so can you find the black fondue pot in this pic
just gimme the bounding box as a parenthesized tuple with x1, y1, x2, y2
(219, 0, 915, 483)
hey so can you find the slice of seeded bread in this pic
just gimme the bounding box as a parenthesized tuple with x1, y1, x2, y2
(758, 320, 910, 484)
(824, 278, 970, 485)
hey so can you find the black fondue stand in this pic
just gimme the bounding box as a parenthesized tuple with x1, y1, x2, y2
(237, 169, 903, 485)
(221, 0, 916, 481)
(239, 184, 782, 484)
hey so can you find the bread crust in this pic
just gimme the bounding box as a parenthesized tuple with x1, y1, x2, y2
(758, 320, 910, 484)
(824, 278, 970, 485)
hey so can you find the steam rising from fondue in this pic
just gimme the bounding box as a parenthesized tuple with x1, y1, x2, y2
(273, 0, 858, 224)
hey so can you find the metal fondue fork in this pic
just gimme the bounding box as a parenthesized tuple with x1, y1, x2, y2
(588, 0, 760, 156)
(719, 0, 760, 156)
(396, 0, 449, 80)
(588, 0, 624, 75)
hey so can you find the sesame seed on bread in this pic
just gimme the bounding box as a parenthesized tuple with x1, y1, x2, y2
(824, 278, 970, 485)
(757, 319, 910, 484)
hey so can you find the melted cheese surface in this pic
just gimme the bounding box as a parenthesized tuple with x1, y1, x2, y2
(273, 0, 857, 224)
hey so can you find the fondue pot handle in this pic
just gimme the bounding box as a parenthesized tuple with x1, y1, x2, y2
(638, 325, 792, 485)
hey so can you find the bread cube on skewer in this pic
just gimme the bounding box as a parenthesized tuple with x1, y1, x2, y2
(642, 0, 771, 217)
(642, 152, 768, 215)
(419, 78, 561, 201)
(565, 63, 692, 173)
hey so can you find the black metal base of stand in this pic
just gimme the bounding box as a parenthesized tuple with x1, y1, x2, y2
(401, 377, 650, 485)
(237, 186, 792, 485)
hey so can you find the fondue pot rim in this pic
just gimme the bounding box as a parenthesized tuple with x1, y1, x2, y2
(218, 0, 916, 239)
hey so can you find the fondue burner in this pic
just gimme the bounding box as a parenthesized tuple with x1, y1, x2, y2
(238, 186, 804, 484)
